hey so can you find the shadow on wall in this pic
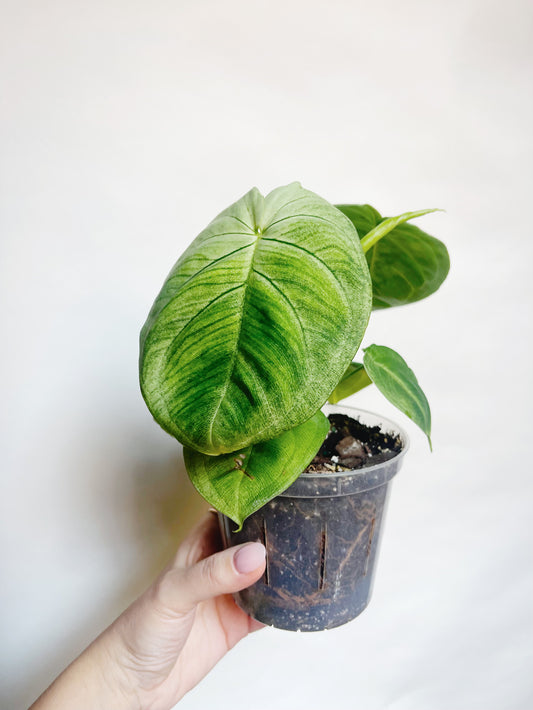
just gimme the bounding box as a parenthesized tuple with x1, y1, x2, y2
(18, 427, 207, 710)
(82, 424, 210, 605)
(126, 448, 209, 582)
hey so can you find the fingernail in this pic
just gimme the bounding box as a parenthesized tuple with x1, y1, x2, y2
(233, 542, 266, 574)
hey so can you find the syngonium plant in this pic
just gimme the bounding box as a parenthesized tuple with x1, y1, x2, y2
(140, 183, 449, 528)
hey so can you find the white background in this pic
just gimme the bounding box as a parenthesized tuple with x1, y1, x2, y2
(1, 1, 532, 708)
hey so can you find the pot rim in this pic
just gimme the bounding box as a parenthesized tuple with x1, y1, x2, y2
(301, 404, 409, 478)
(279, 404, 409, 498)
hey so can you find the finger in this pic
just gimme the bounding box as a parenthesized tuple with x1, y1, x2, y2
(155, 542, 266, 614)
(174, 511, 221, 568)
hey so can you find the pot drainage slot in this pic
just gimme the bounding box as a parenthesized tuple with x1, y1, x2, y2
(318, 523, 327, 590)
(261, 518, 270, 586)
(363, 517, 376, 577)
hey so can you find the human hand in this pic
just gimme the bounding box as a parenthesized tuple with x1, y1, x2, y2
(30, 512, 266, 710)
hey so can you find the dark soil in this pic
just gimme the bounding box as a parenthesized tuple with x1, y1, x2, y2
(221, 481, 390, 630)
(304, 413, 402, 473)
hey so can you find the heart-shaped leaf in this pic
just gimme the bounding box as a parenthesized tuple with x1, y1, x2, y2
(328, 361, 372, 404)
(184, 410, 330, 529)
(363, 344, 432, 448)
(335, 204, 449, 310)
(140, 183, 372, 455)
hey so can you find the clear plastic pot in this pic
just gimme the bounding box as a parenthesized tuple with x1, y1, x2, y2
(219, 405, 408, 632)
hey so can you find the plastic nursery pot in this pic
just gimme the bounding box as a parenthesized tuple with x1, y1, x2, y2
(218, 405, 409, 632)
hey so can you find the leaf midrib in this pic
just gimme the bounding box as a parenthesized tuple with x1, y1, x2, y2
(206, 232, 263, 449)
(367, 356, 429, 430)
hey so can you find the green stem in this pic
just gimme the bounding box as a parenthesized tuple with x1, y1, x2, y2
(360, 208, 441, 254)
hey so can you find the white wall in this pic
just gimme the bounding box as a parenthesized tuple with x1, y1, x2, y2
(2, 1, 532, 708)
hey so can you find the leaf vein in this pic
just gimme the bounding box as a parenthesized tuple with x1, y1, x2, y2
(368, 359, 428, 427)
(266, 213, 338, 230)
(170, 241, 255, 294)
(261, 237, 349, 306)
(253, 269, 308, 349)
(265, 194, 309, 225)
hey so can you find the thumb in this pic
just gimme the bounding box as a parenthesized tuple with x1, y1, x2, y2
(155, 542, 266, 614)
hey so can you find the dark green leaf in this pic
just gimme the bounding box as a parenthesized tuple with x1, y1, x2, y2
(184, 410, 330, 529)
(336, 204, 449, 310)
(140, 183, 372, 455)
(363, 344, 432, 448)
(335, 204, 381, 236)
(328, 362, 372, 404)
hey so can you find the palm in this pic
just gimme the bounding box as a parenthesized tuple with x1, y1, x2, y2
(126, 514, 264, 710)
(174, 592, 263, 693)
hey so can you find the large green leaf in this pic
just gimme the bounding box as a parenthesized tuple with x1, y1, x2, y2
(328, 361, 372, 404)
(140, 183, 372, 455)
(184, 410, 330, 529)
(335, 204, 449, 310)
(363, 344, 432, 448)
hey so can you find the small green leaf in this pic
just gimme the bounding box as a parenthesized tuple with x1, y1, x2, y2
(363, 344, 432, 448)
(183, 410, 330, 529)
(328, 362, 372, 404)
(336, 204, 449, 310)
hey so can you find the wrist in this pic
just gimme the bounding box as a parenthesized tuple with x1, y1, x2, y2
(92, 625, 141, 710)
(30, 626, 140, 710)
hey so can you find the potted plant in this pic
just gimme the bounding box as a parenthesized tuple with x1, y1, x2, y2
(139, 182, 449, 631)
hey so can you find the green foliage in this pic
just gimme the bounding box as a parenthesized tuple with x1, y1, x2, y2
(140, 184, 447, 525)
(328, 362, 372, 404)
(336, 204, 450, 310)
(363, 345, 432, 448)
(329, 347, 432, 447)
(184, 411, 330, 530)
(140, 183, 372, 456)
